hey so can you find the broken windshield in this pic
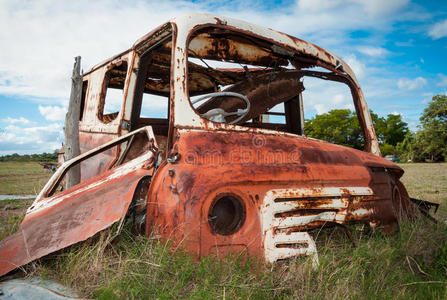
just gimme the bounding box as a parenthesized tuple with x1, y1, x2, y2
(185, 26, 363, 147)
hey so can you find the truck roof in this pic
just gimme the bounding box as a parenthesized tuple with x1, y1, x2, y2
(84, 13, 358, 86)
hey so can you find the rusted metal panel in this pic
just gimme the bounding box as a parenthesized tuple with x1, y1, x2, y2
(0, 170, 145, 277)
(147, 128, 407, 261)
(188, 32, 289, 67)
(0, 127, 157, 277)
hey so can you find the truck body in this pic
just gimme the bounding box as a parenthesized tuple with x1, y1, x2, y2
(0, 13, 416, 276)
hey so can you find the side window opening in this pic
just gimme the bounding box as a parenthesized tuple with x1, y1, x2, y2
(131, 32, 173, 155)
(140, 93, 168, 119)
(98, 61, 128, 123)
(302, 77, 364, 149)
(79, 80, 88, 121)
(138, 92, 169, 153)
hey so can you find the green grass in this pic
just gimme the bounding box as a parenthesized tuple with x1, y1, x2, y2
(0, 161, 52, 195)
(40, 230, 277, 299)
(0, 199, 27, 209)
(0, 215, 24, 241)
(33, 221, 446, 299)
(0, 198, 32, 240)
(1, 162, 446, 299)
(399, 163, 447, 217)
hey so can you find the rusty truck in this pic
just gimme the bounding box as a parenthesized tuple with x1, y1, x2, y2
(0, 13, 432, 276)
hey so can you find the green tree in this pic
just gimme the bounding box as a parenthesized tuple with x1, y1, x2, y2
(370, 111, 386, 143)
(306, 109, 408, 153)
(397, 95, 447, 162)
(305, 109, 363, 149)
(417, 95, 447, 161)
(382, 114, 409, 146)
(396, 132, 415, 161)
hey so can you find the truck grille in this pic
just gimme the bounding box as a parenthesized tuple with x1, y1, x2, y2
(262, 187, 373, 264)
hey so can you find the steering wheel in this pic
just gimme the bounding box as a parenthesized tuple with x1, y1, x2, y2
(191, 91, 251, 124)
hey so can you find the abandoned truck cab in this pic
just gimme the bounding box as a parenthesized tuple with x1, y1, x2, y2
(0, 14, 416, 276)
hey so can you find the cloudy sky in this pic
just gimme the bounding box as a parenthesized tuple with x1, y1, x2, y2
(0, 0, 446, 154)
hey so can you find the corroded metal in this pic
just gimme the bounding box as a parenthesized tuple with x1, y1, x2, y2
(0, 13, 418, 277)
(0, 127, 157, 277)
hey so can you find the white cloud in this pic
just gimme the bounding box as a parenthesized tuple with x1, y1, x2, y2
(38, 105, 66, 121)
(0, 0, 202, 103)
(397, 77, 427, 90)
(296, 0, 342, 12)
(343, 54, 366, 79)
(0, 123, 63, 155)
(428, 19, 447, 39)
(141, 94, 169, 118)
(286, 0, 410, 39)
(357, 46, 389, 57)
(296, 0, 409, 17)
(2, 117, 35, 125)
(436, 74, 447, 87)
(302, 77, 353, 116)
(351, 0, 410, 17)
(0, 0, 415, 105)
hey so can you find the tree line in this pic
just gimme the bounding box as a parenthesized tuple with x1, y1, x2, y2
(305, 94, 447, 162)
(0, 151, 58, 162)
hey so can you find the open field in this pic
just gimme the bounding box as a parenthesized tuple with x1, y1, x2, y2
(0, 162, 446, 299)
(399, 163, 447, 218)
(0, 161, 52, 195)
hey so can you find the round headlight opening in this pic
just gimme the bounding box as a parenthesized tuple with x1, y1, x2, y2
(208, 195, 245, 235)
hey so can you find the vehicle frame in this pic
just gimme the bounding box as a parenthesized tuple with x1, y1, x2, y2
(0, 13, 417, 276)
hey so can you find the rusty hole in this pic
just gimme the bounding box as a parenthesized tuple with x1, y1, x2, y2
(208, 195, 245, 236)
(369, 166, 386, 173)
(274, 221, 336, 234)
(275, 242, 308, 249)
(274, 208, 339, 218)
(274, 196, 342, 203)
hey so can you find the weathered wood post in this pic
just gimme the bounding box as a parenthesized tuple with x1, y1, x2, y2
(64, 56, 82, 188)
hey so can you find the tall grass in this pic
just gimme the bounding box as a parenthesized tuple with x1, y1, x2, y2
(0, 215, 23, 241)
(1, 162, 445, 298)
(33, 218, 447, 299)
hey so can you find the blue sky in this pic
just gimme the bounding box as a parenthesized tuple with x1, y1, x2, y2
(0, 0, 446, 154)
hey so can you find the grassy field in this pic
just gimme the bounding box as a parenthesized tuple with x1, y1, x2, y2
(399, 163, 447, 217)
(0, 162, 446, 299)
(0, 161, 52, 195)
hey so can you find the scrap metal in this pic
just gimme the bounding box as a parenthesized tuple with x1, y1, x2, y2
(0, 13, 427, 277)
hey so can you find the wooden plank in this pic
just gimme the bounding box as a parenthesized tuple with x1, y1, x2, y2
(64, 56, 82, 188)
